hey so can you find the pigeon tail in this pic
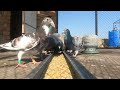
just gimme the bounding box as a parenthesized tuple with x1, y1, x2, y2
(0, 42, 21, 50)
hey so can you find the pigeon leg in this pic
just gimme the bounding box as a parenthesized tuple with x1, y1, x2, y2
(16, 51, 27, 68)
(45, 51, 47, 55)
(73, 50, 79, 57)
(31, 58, 39, 64)
(31, 50, 42, 64)
(15, 63, 27, 68)
(44, 51, 50, 55)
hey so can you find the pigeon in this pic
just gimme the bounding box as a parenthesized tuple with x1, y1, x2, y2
(0, 32, 41, 67)
(37, 16, 56, 38)
(43, 33, 63, 54)
(51, 33, 64, 52)
(0, 17, 56, 68)
(63, 29, 80, 57)
(37, 16, 63, 54)
(72, 35, 83, 49)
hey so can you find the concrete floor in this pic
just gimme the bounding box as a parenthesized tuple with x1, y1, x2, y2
(75, 49, 120, 79)
(0, 49, 120, 79)
(0, 50, 46, 79)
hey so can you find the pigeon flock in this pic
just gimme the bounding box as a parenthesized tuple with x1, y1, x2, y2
(0, 17, 82, 68)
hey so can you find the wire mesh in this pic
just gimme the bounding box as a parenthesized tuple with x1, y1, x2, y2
(58, 11, 120, 48)
(98, 11, 120, 39)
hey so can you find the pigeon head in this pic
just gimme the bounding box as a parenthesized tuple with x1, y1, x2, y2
(63, 29, 71, 38)
(42, 17, 55, 28)
(41, 17, 55, 36)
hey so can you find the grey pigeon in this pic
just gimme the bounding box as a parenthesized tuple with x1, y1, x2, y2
(63, 29, 79, 57)
(43, 33, 63, 54)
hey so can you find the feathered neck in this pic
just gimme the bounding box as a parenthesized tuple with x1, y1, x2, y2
(42, 25, 53, 36)
(49, 25, 53, 33)
(64, 30, 72, 39)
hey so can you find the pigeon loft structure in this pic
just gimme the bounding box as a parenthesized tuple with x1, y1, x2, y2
(22, 11, 57, 34)
(0, 11, 57, 44)
(0, 11, 22, 44)
(22, 11, 37, 34)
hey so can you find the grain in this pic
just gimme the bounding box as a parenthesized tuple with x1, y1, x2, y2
(43, 54, 73, 79)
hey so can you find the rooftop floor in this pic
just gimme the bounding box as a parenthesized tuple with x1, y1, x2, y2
(75, 49, 120, 79)
(0, 50, 46, 79)
(0, 49, 120, 79)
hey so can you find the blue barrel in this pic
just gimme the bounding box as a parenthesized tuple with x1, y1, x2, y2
(108, 30, 120, 47)
(113, 30, 119, 47)
(109, 31, 113, 47)
(119, 30, 120, 46)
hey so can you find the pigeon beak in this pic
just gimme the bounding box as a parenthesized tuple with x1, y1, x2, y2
(50, 21, 55, 28)
(58, 46, 61, 50)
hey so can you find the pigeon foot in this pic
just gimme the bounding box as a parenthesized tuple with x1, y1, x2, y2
(15, 63, 27, 68)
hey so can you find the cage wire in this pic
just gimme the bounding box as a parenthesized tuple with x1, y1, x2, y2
(98, 11, 120, 38)
(58, 11, 120, 48)
(98, 11, 120, 47)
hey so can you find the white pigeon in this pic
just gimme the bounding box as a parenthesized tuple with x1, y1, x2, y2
(0, 32, 40, 68)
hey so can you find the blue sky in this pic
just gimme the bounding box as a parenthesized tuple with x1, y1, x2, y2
(58, 11, 120, 39)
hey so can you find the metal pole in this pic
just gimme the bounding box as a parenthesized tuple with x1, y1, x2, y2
(95, 11, 98, 35)
(22, 11, 25, 34)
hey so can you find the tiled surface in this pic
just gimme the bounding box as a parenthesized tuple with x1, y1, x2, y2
(75, 49, 120, 79)
(0, 51, 43, 79)
(1, 49, 120, 79)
